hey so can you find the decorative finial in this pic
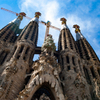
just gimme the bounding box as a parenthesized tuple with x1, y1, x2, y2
(35, 12, 41, 18)
(60, 18, 67, 24)
(9, 12, 26, 25)
(73, 24, 80, 33)
(60, 17, 68, 30)
(30, 12, 41, 23)
(17, 12, 26, 20)
(73, 24, 84, 40)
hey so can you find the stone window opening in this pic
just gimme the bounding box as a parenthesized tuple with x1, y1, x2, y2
(76, 96, 79, 100)
(83, 66, 91, 85)
(78, 60, 82, 72)
(66, 55, 69, 64)
(74, 67, 76, 72)
(19, 45, 24, 53)
(61, 56, 63, 66)
(67, 66, 70, 71)
(25, 47, 30, 54)
(0, 51, 9, 65)
(72, 56, 75, 65)
(17, 55, 20, 59)
(3, 31, 11, 41)
(90, 66, 96, 78)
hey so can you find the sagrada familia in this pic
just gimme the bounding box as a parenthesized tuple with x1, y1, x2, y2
(0, 11, 100, 100)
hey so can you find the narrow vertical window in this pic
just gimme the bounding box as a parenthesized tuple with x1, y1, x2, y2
(72, 56, 75, 65)
(67, 66, 70, 71)
(19, 45, 24, 53)
(90, 66, 96, 78)
(66, 55, 69, 63)
(83, 66, 91, 85)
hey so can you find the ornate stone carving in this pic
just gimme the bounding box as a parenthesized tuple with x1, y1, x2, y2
(0, 60, 17, 98)
(74, 73, 85, 88)
(41, 34, 56, 56)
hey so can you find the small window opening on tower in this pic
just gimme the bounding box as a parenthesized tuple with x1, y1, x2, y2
(3, 32, 11, 41)
(66, 55, 69, 63)
(72, 56, 75, 65)
(16, 34, 19, 36)
(90, 66, 96, 78)
(0, 51, 9, 65)
(78, 60, 82, 72)
(83, 66, 91, 85)
(76, 96, 79, 100)
(74, 67, 76, 72)
(25, 47, 29, 54)
(97, 68, 100, 76)
(67, 66, 70, 71)
(19, 45, 24, 53)
(33, 54, 39, 61)
(61, 56, 63, 66)
(17, 55, 20, 59)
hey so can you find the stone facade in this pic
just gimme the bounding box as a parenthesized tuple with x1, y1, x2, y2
(0, 13, 100, 100)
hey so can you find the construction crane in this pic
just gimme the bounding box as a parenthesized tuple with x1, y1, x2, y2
(1, 7, 60, 39)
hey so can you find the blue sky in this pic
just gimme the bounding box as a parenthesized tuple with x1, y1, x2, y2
(0, 0, 100, 60)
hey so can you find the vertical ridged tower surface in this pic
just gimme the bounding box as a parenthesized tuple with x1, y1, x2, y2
(0, 12, 41, 100)
(58, 18, 92, 100)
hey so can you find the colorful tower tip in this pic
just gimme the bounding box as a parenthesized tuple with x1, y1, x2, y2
(17, 12, 26, 20)
(60, 18, 67, 21)
(19, 12, 26, 16)
(73, 24, 81, 33)
(35, 12, 41, 18)
(73, 24, 80, 29)
(60, 17, 67, 24)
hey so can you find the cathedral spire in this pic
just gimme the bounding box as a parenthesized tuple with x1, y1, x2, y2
(58, 18, 78, 52)
(18, 12, 41, 43)
(74, 25, 99, 61)
(0, 12, 25, 42)
(73, 24, 84, 41)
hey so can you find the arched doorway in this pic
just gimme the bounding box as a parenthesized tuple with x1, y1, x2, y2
(31, 83, 55, 100)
